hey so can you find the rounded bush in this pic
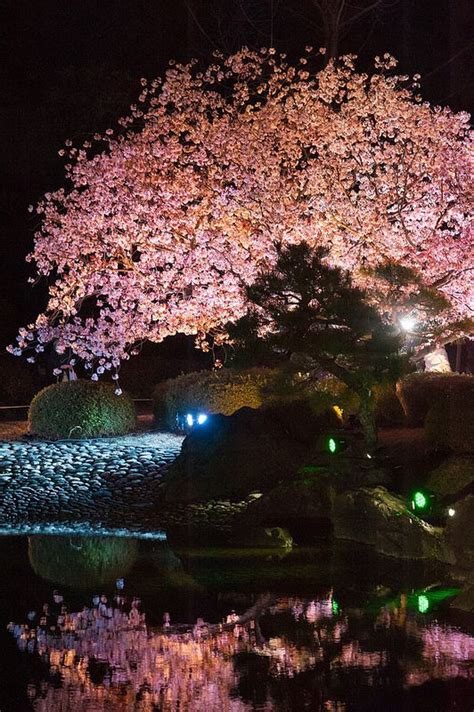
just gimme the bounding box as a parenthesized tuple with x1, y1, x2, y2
(425, 386, 474, 454)
(29, 380, 137, 439)
(396, 372, 474, 426)
(153, 368, 281, 430)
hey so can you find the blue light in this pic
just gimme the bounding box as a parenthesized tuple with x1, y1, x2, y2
(197, 413, 208, 425)
(186, 413, 194, 427)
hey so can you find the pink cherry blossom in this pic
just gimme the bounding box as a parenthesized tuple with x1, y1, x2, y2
(11, 50, 473, 371)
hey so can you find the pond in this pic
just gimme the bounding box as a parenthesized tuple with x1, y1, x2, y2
(0, 534, 472, 711)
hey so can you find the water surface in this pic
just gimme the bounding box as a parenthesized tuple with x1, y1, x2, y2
(0, 535, 472, 711)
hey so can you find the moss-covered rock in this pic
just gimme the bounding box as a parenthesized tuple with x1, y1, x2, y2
(29, 380, 137, 439)
(426, 457, 474, 499)
(445, 495, 474, 575)
(231, 526, 294, 549)
(451, 584, 474, 613)
(333, 486, 453, 562)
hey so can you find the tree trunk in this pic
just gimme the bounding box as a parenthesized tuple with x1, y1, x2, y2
(358, 389, 378, 450)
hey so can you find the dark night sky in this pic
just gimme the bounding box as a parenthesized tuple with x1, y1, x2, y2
(0, 0, 472, 349)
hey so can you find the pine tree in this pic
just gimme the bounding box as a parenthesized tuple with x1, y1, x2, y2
(229, 242, 405, 447)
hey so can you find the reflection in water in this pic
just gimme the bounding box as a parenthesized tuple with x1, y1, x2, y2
(28, 536, 138, 589)
(7, 582, 474, 711)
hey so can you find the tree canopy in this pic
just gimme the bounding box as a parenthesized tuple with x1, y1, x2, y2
(10, 48, 473, 378)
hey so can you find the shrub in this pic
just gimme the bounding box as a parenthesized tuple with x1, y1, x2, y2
(154, 368, 404, 431)
(29, 380, 137, 439)
(372, 383, 406, 427)
(425, 385, 474, 454)
(397, 372, 474, 426)
(153, 368, 281, 430)
(426, 457, 474, 497)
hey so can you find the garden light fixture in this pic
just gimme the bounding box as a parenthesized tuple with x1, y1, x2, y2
(410, 490, 431, 514)
(417, 594, 430, 613)
(327, 437, 338, 454)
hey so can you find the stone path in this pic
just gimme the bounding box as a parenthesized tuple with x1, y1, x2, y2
(0, 432, 183, 532)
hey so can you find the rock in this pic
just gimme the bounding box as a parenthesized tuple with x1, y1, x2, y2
(445, 494, 474, 575)
(426, 457, 474, 501)
(162, 400, 339, 503)
(333, 486, 453, 563)
(231, 526, 294, 549)
(238, 474, 336, 543)
(451, 584, 474, 613)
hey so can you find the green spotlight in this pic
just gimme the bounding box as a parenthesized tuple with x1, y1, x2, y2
(417, 594, 429, 613)
(411, 490, 428, 511)
(328, 437, 338, 454)
(332, 599, 340, 614)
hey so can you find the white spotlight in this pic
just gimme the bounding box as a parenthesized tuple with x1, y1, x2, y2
(400, 315, 417, 332)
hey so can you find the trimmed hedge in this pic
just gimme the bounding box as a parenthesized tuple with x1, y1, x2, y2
(397, 372, 474, 426)
(29, 380, 137, 439)
(425, 386, 474, 454)
(153, 368, 282, 430)
(372, 383, 406, 427)
(153, 368, 405, 431)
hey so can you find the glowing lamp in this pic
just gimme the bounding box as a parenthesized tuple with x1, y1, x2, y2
(327, 437, 338, 454)
(411, 490, 429, 512)
(417, 594, 429, 613)
(447, 507, 455, 517)
(186, 413, 194, 427)
(400, 315, 417, 332)
(197, 413, 208, 425)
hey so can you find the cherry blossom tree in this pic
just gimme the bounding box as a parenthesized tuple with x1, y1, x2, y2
(10, 48, 473, 381)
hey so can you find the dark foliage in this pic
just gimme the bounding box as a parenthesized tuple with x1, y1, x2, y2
(229, 242, 406, 445)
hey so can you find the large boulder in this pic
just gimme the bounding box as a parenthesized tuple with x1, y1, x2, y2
(231, 526, 294, 549)
(237, 475, 336, 544)
(451, 585, 474, 613)
(235, 460, 391, 544)
(426, 457, 474, 500)
(445, 495, 474, 574)
(162, 400, 339, 502)
(333, 486, 453, 563)
(446, 495, 474, 611)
